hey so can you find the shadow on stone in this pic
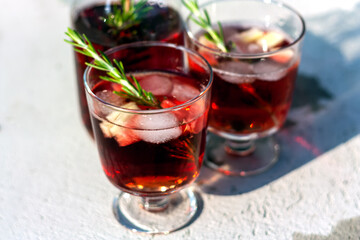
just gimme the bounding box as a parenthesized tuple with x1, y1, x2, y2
(291, 73, 333, 112)
(292, 216, 360, 240)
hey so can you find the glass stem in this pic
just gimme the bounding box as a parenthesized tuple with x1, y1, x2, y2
(225, 139, 256, 157)
(141, 196, 170, 212)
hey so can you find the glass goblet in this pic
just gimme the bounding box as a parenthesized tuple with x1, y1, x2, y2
(185, 0, 306, 176)
(84, 42, 212, 233)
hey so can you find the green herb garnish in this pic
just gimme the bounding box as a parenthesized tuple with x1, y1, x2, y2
(182, 0, 228, 52)
(65, 28, 160, 108)
(101, 0, 152, 32)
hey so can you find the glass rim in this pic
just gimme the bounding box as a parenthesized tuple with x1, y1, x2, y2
(84, 41, 213, 115)
(185, 0, 306, 59)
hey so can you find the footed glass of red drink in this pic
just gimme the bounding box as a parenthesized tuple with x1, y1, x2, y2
(84, 42, 212, 233)
(185, 0, 305, 176)
(71, 0, 184, 136)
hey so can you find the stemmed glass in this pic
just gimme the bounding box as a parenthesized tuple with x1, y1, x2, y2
(185, 0, 306, 176)
(71, 0, 184, 135)
(84, 42, 212, 233)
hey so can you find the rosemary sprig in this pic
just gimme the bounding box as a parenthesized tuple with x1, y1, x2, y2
(64, 28, 160, 108)
(102, 0, 152, 31)
(182, 0, 228, 52)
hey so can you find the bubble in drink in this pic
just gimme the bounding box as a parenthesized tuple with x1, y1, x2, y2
(171, 80, 200, 101)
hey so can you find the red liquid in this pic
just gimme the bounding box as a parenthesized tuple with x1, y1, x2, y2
(197, 25, 299, 136)
(90, 72, 208, 196)
(72, 3, 184, 135)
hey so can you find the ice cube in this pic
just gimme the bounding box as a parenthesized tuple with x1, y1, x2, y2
(246, 43, 264, 54)
(99, 102, 140, 146)
(253, 60, 288, 81)
(134, 113, 182, 144)
(138, 73, 174, 96)
(216, 61, 255, 84)
(161, 97, 205, 134)
(171, 81, 200, 102)
(230, 39, 263, 54)
(96, 90, 126, 106)
(93, 90, 126, 116)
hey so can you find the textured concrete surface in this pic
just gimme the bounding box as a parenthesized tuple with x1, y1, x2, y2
(1, 0, 360, 239)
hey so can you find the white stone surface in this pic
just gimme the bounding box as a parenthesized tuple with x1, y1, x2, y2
(1, 0, 360, 239)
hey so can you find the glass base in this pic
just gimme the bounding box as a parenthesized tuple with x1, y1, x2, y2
(113, 189, 201, 234)
(205, 133, 279, 176)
